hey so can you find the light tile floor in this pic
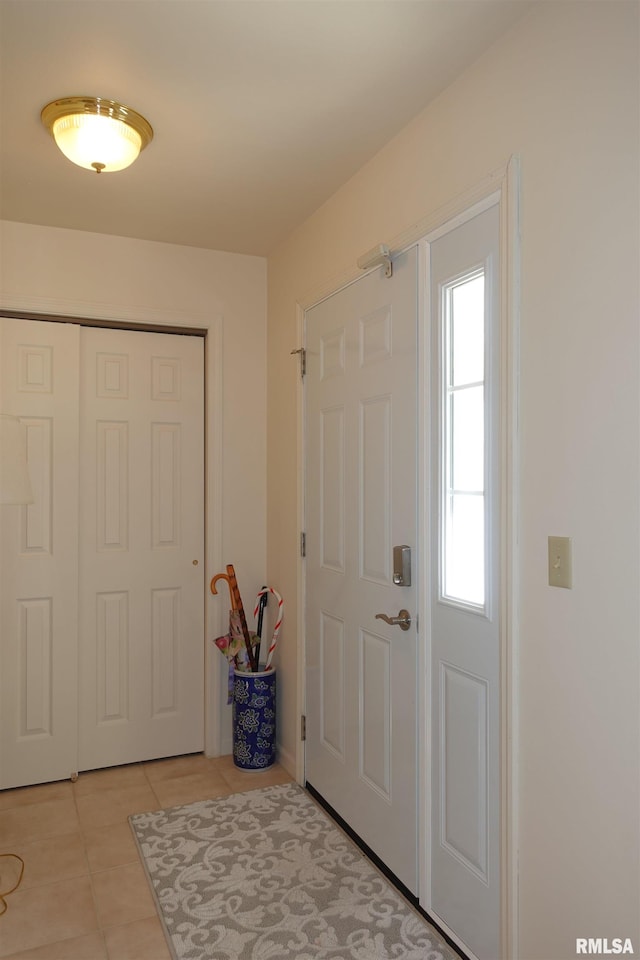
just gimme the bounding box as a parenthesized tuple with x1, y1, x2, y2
(0, 754, 293, 959)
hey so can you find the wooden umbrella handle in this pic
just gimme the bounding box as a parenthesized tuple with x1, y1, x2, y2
(226, 565, 257, 671)
(210, 572, 236, 608)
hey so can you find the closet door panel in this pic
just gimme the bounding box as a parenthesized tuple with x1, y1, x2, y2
(78, 327, 205, 769)
(0, 318, 80, 789)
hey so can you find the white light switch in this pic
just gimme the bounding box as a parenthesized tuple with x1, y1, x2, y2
(548, 536, 572, 589)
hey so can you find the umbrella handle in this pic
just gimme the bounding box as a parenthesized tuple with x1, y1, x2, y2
(210, 572, 237, 609)
(254, 587, 283, 669)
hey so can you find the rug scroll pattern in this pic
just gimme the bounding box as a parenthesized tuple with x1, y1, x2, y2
(129, 782, 457, 960)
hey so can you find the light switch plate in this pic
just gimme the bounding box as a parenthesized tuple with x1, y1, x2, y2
(548, 536, 572, 589)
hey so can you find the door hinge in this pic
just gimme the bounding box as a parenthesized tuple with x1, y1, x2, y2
(300, 714, 307, 741)
(300, 532, 306, 557)
(291, 347, 306, 379)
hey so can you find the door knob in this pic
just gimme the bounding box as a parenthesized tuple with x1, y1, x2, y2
(375, 609, 411, 631)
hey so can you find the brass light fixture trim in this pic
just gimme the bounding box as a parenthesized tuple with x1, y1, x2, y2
(41, 96, 153, 173)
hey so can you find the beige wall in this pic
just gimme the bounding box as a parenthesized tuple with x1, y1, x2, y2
(0, 219, 268, 755)
(267, 3, 639, 958)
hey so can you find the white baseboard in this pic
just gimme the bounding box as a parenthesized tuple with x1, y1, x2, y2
(276, 742, 297, 780)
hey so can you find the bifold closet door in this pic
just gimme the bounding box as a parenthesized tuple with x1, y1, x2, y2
(0, 318, 81, 789)
(0, 318, 205, 789)
(78, 326, 205, 770)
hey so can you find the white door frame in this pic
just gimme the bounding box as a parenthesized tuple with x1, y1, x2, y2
(296, 158, 520, 958)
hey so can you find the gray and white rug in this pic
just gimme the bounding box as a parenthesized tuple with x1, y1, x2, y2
(130, 782, 458, 960)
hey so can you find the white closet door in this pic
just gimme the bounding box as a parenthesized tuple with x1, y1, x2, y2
(0, 318, 80, 789)
(1, 319, 205, 789)
(78, 327, 205, 770)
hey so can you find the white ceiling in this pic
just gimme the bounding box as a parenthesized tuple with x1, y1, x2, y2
(0, 0, 530, 257)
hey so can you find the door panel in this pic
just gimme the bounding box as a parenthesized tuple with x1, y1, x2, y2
(429, 204, 500, 959)
(305, 247, 418, 893)
(78, 327, 205, 769)
(0, 319, 80, 789)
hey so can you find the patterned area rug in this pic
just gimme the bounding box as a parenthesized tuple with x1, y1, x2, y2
(130, 782, 458, 960)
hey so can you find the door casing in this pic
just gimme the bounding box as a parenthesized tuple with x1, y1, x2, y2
(297, 160, 520, 959)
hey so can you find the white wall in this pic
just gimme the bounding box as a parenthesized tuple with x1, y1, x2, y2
(267, 3, 639, 958)
(0, 219, 268, 756)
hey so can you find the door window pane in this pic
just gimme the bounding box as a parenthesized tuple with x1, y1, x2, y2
(451, 386, 484, 491)
(451, 274, 484, 386)
(442, 268, 486, 609)
(445, 494, 485, 606)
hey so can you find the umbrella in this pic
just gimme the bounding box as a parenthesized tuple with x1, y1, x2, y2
(210, 568, 257, 672)
(213, 612, 258, 671)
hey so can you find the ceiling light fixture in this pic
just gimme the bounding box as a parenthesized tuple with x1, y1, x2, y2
(41, 96, 153, 174)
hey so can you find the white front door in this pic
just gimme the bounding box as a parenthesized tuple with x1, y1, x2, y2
(305, 247, 419, 893)
(78, 326, 205, 770)
(0, 318, 205, 789)
(428, 203, 501, 959)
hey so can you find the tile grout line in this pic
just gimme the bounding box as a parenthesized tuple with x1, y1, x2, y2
(71, 773, 108, 954)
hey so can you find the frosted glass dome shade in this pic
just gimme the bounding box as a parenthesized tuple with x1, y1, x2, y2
(42, 97, 153, 173)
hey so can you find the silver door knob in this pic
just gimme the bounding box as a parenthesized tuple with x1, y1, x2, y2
(375, 609, 411, 631)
